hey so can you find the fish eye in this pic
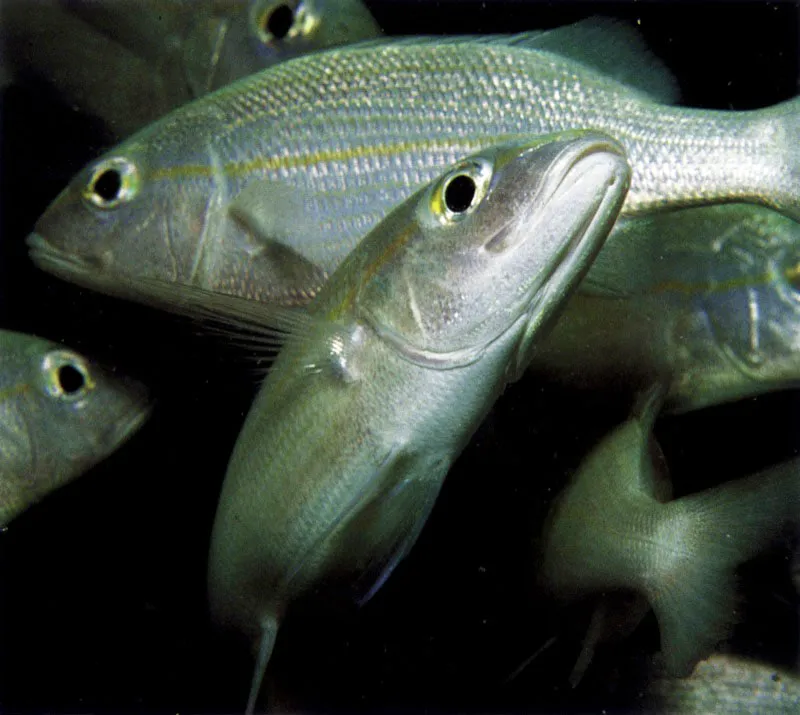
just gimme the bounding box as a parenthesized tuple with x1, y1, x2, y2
(444, 174, 477, 213)
(83, 157, 138, 209)
(42, 351, 94, 401)
(264, 3, 294, 39)
(254, 1, 300, 43)
(431, 158, 492, 222)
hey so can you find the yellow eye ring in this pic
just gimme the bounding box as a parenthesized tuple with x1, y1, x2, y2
(42, 351, 94, 401)
(82, 157, 139, 210)
(430, 158, 493, 223)
(252, 1, 316, 44)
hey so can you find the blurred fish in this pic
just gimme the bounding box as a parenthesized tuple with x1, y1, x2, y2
(0, 329, 151, 527)
(531, 205, 800, 413)
(27, 18, 800, 313)
(2, 0, 381, 139)
(646, 654, 800, 714)
(538, 385, 800, 678)
(198, 132, 629, 712)
(180, 0, 382, 97)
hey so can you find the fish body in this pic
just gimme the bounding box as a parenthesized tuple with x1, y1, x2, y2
(206, 132, 630, 710)
(0, 329, 151, 527)
(647, 654, 800, 714)
(538, 386, 800, 677)
(530, 205, 800, 413)
(28, 19, 800, 309)
(2, 0, 381, 138)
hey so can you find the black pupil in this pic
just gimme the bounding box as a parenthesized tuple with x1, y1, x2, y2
(266, 4, 294, 39)
(93, 169, 122, 202)
(444, 174, 477, 213)
(58, 364, 86, 395)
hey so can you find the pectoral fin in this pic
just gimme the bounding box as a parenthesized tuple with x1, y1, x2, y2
(282, 447, 447, 607)
(229, 179, 349, 272)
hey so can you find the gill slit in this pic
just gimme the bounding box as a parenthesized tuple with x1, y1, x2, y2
(188, 144, 225, 285)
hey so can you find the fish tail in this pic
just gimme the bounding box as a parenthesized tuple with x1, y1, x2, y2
(245, 613, 280, 715)
(757, 96, 800, 222)
(648, 460, 800, 676)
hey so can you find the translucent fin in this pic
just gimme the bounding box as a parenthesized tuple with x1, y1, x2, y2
(97, 274, 315, 356)
(350, 471, 447, 606)
(570, 592, 651, 688)
(281, 443, 408, 591)
(245, 612, 280, 715)
(229, 179, 343, 271)
(522, 17, 680, 103)
(649, 457, 800, 676)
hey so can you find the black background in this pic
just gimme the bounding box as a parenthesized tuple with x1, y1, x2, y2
(1, 1, 799, 713)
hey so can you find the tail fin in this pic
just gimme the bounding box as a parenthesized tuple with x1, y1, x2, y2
(648, 458, 800, 676)
(246, 613, 280, 715)
(760, 96, 800, 222)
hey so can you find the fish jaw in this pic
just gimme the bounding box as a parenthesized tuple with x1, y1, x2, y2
(27, 232, 109, 288)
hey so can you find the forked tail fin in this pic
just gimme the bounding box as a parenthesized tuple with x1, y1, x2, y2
(648, 458, 800, 675)
(246, 613, 280, 715)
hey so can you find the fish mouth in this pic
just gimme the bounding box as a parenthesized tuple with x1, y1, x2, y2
(510, 136, 631, 375)
(27, 232, 104, 284)
(105, 386, 153, 453)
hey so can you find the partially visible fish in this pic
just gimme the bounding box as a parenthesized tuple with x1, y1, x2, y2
(201, 131, 629, 712)
(646, 654, 800, 714)
(180, 0, 382, 97)
(538, 385, 800, 678)
(0, 329, 151, 527)
(27, 19, 800, 313)
(2, 0, 381, 139)
(530, 205, 800, 413)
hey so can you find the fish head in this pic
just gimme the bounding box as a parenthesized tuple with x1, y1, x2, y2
(351, 131, 630, 375)
(195, 0, 382, 93)
(27, 133, 219, 298)
(20, 340, 152, 470)
(689, 208, 800, 403)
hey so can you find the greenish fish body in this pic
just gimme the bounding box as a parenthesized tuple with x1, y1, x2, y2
(530, 205, 800, 413)
(3, 0, 380, 138)
(647, 654, 800, 714)
(206, 132, 630, 711)
(0, 329, 151, 527)
(538, 386, 800, 677)
(28, 19, 800, 307)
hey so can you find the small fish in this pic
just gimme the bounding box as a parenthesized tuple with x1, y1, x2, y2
(538, 385, 800, 678)
(200, 132, 629, 712)
(27, 18, 800, 313)
(647, 654, 800, 714)
(0, 329, 151, 527)
(531, 205, 800, 413)
(2, 0, 381, 138)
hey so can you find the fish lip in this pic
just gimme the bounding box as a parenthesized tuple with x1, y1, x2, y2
(107, 396, 153, 452)
(524, 136, 629, 309)
(27, 232, 102, 279)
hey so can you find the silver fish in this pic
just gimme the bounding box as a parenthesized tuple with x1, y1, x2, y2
(647, 654, 800, 714)
(202, 131, 629, 711)
(0, 329, 151, 527)
(27, 19, 800, 311)
(2, 0, 381, 138)
(530, 205, 800, 413)
(538, 385, 800, 678)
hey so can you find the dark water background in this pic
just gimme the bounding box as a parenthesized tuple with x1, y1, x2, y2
(1, 1, 799, 712)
